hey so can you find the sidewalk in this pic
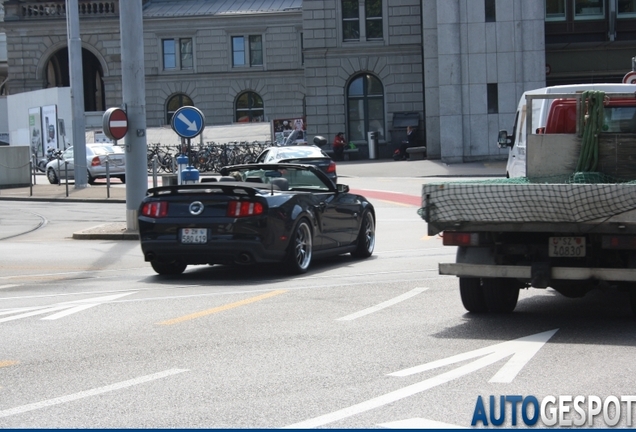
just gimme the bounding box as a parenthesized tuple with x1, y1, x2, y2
(0, 158, 506, 203)
(0, 158, 506, 240)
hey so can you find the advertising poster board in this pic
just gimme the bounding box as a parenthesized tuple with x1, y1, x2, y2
(28, 107, 43, 157)
(272, 117, 306, 146)
(41, 104, 58, 151)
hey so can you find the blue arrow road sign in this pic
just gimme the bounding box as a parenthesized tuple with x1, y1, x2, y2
(171, 106, 205, 139)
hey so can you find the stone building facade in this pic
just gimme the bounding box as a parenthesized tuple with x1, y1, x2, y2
(2, 0, 632, 162)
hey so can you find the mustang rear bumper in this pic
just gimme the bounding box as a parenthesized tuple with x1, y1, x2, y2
(140, 238, 286, 265)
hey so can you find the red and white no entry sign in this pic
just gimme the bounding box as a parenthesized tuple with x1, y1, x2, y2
(623, 71, 636, 84)
(102, 107, 129, 141)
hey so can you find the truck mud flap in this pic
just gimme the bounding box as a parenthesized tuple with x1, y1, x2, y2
(439, 263, 636, 282)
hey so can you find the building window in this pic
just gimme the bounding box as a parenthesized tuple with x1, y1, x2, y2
(342, 0, 383, 42)
(365, 0, 383, 39)
(166, 94, 193, 126)
(162, 38, 193, 71)
(487, 83, 499, 114)
(485, 0, 496, 22)
(546, 0, 566, 20)
(347, 74, 385, 141)
(232, 35, 263, 67)
(574, 0, 604, 20)
(618, 0, 636, 17)
(236, 92, 264, 123)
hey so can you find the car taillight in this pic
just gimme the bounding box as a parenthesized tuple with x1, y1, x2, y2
(443, 232, 480, 246)
(327, 161, 336, 173)
(91, 156, 101, 167)
(141, 201, 169, 218)
(602, 235, 636, 249)
(227, 200, 264, 217)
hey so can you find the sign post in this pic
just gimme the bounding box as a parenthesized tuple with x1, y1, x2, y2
(171, 106, 205, 184)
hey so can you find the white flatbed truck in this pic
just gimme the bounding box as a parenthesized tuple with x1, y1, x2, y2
(421, 86, 636, 314)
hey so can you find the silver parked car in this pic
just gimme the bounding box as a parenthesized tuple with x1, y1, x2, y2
(46, 143, 126, 185)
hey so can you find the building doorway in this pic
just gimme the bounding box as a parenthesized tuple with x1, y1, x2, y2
(45, 47, 105, 112)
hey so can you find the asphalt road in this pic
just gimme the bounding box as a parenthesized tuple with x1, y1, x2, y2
(1, 172, 636, 428)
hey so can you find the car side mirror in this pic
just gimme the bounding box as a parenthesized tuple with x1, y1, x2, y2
(337, 184, 349, 193)
(497, 130, 512, 149)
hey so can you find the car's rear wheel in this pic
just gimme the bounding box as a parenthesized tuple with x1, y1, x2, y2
(150, 260, 187, 275)
(46, 168, 59, 184)
(285, 219, 312, 274)
(351, 209, 375, 258)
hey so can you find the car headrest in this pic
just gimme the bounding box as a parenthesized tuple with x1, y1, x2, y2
(269, 177, 289, 191)
(245, 176, 263, 183)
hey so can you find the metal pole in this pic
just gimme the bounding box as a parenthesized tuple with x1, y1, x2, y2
(120, 1, 148, 231)
(152, 155, 158, 188)
(66, 0, 87, 188)
(64, 161, 69, 197)
(106, 157, 110, 199)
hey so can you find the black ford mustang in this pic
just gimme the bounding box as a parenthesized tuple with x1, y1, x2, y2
(138, 163, 375, 275)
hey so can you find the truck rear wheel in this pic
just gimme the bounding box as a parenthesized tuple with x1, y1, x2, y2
(483, 278, 519, 313)
(459, 277, 488, 313)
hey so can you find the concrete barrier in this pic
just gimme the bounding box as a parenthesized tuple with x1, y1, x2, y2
(0, 146, 31, 188)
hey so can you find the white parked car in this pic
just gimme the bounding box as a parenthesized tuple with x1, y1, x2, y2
(46, 143, 126, 185)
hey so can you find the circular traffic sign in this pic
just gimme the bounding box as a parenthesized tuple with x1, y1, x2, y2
(623, 71, 636, 84)
(171, 106, 205, 139)
(102, 107, 128, 140)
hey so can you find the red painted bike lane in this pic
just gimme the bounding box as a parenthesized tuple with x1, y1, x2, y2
(350, 189, 421, 207)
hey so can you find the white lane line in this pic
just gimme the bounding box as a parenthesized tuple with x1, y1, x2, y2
(336, 288, 428, 321)
(0, 292, 136, 323)
(0, 368, 189, 418)
(0, 284, 19, 290)
(41, 292, 136, 320)
(378, 418, 466, 429)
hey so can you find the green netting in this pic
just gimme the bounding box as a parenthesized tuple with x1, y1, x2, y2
(427, 172, 636, 186)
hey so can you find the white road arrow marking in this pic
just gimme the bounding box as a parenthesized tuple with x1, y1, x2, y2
(378, 417, 466, 429)
(0, 368, 188, 418)
(284, 329, 558, 429)
(0, 292, 136, 323)
(177, 112, 198, 131)
(336, 288, 428, 321)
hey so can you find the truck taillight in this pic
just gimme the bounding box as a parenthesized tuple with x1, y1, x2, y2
(602, 235, 636, 250)
(227, 200, 264, 217)
(443, 232, 480, 246)
(141, 201, 169, 218)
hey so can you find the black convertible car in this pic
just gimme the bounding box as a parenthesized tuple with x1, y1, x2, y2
(138, 163, 376, 275)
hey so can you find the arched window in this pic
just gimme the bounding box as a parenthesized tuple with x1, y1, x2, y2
(235, 91, 264, 123)
(347, 74, 384, 141)
(166, 94, 193, 126)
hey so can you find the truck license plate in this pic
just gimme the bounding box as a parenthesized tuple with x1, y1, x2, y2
(549, 236, 585, 257)
(180, 228, 207, 244)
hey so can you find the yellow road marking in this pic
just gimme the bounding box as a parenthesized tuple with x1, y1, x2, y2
(158, 290, 287, 326)
(0, 361, 19, 368)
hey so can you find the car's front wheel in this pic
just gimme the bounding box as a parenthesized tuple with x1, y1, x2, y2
(150, 260, 187, 275)
(46, 168, 59, 184)
(285, 219, 312, 274)
(351, 209, 375, 258)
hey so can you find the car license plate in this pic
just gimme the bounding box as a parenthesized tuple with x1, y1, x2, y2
(180, 228, 207, 244)
(549, 236, 585, 257)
